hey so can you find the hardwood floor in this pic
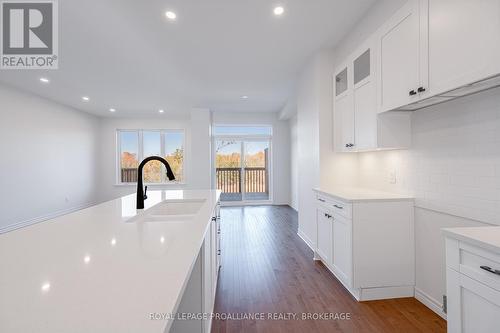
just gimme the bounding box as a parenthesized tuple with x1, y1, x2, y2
(211, 205, 446, 333)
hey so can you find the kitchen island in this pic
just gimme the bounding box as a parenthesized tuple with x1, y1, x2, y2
(0, 190, 221, 333)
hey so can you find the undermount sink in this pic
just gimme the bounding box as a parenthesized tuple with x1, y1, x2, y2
(128, 199, 206, 223)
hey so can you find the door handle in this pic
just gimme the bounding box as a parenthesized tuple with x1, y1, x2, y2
(480, 265, 500, 275)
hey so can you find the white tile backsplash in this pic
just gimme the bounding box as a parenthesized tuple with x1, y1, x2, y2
(358, 88, 500, 225)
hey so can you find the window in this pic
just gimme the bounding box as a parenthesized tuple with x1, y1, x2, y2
(118, 130, 185, 184)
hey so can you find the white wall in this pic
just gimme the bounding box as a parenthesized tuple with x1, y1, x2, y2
(289, 115, 299, 211)
(0, 84, 100, 232)
(97, 109, 212, 202)
(357, 90, 499, 313)
(211, 111, 291, 205)
(294, 51, 358, 248)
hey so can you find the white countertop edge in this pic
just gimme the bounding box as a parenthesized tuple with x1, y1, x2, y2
(313, 187, 414, 203)
(442, 227, 500, 255)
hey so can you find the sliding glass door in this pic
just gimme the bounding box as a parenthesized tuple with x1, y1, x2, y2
(215, 140, 242, 202)
(213, 126, 272, 204)
(243, 141, 270, 201)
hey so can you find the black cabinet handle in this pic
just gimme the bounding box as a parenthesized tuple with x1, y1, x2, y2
(318, 198, 325, 202)
(480, 265, 500, 275)
(417, 87, 426, 93)
(345, 143, 355, 148)
(409, 90, 417, 96)
(333, 205, 343, 210)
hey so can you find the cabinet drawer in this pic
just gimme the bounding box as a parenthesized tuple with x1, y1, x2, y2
(459, 243, 500, 292)
(316, 194, 352, 219)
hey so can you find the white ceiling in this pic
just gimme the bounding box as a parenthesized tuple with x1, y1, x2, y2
(0, 0, 376, 116)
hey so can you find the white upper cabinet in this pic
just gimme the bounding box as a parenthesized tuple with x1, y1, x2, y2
(377, 0, 429, 113)
(353, 49, 377, 150)
(334, 65, 355, 152)
(428, 0, 500, 96)
(376, 0, 500, 112)
(333, 40, 411, 152)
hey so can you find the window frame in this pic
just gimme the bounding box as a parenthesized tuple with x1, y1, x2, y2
(211, 124, 273, 204)
(116, 129, 186, 185)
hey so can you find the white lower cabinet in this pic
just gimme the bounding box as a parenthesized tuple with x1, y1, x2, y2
(445, 237, 500, 333)
(316, 207, 333, 265)
(314, 189, 414, 301)
(171, 205, 221, 333)
(331, 213, 352, 288)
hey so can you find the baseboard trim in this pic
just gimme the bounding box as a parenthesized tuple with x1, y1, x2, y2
(297, 229, 314, 251)
(414, 287, 447, 320)
(359, 285, 414, 301)
(0, 202, 97, 234)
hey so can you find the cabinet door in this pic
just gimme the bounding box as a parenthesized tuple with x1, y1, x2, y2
(353, 48, 377, 150)
(332, 213, 352, 287)
(378, 0, 422, 112)
(447, 268, 500, 333)
(334, 92, 355, 151)
(202, 232, 213, 333)
(429, 0, 500, 96)
(354, 81, 377, 150)
(316, 209, 333, 265)
(211, 218, 218, 297)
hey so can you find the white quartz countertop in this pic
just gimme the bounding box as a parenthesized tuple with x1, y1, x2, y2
(442, 227, 500, 255)
(313, 187, 414, 203)
(0, 190, 220, 333)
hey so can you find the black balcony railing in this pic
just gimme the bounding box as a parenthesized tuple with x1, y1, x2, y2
(122, 167, 269, 195)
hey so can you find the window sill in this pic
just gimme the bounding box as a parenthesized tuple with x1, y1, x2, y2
(114, 182, 187, 187)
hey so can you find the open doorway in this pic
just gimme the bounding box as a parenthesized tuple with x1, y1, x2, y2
(213, 126, 272, 204)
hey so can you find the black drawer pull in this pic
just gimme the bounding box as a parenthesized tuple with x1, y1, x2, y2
(318, 198, 326, 202)
(417, 86, 426, 93)
(333, 205, 343, 210)
(480, 265, 500, 275)
(409, 90, 417, 96)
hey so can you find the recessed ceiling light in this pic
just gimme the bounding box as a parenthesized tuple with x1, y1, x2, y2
(241, 95, 249, 99)
(39, 77, 50, 83)
(110, 238, 117, 246)
(273, 6, 284, 16)
(109, 108, 116, 112)
(160, 236, 165, 243)
(159, 109, 165, 113)
(82, 96, 90, 102)
(41, 282, 51, 293)
(165, 11, 177, 20)
(83, 255, 91, 264)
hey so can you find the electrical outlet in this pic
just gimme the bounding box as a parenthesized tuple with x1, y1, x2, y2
(388, 170, 397, 184)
